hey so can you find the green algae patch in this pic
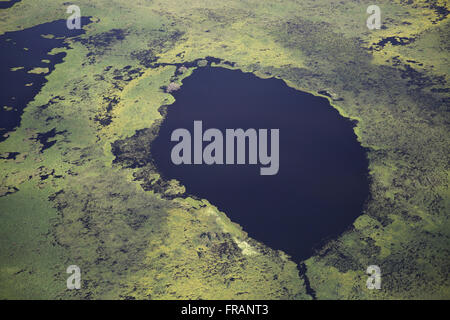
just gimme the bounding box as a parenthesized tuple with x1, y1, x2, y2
(0, 181, 68, 299)
(0, 0, 448, 299)
(28, 67, 49, 74)
(40, 33, 54, 39)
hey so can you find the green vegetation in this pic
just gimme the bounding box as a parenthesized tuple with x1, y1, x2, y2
(0, 0, 448, 299)
(28, 67, 49, 74)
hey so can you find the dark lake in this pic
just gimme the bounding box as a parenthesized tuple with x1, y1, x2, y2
(0, 18, 90, 142)
(151, 67, 370, 262)
(0, 0, 21, 9)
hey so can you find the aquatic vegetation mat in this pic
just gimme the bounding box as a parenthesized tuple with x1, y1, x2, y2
(0, 0, 448, 299)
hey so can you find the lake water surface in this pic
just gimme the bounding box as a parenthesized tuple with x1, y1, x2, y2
(151, 67, 370, 262)
(0, 18, 90, 142)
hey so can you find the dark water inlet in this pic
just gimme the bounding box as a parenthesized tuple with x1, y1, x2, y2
(151, 67, 370, 262)
(0, 0, 21, 9)
(0, 18, 91, 142)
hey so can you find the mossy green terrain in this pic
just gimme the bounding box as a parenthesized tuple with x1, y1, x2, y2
(0, 0, 448, 299)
